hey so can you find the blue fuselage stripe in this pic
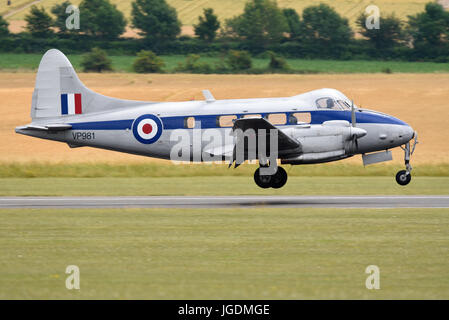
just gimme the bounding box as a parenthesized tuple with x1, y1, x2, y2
(69, 110, 408, 130)
(310, 110, 407, 126)
(70, 119, 134, 130)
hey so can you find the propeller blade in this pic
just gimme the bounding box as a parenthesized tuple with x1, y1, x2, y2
(351, 100, 356, 127)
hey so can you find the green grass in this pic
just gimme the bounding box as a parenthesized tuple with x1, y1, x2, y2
(1, 162, 448, 196)
(1, 207, 448, 299)
(1, 162, 449, 178)
(1, 176, 448, 196)
(2, 53, 449, 73)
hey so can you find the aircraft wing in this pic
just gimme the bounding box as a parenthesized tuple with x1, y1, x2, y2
(232, 117, 301, 152)
(225, 117, 301, 166)
(203, 117, 301, 163)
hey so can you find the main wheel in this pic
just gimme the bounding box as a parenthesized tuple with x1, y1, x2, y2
(254, 168, 272, 188)
(271, 167, 288, 189)
(396, 170, 411, 186)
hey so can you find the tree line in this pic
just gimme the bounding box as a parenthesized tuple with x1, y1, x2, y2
(0, 0, 448, 62)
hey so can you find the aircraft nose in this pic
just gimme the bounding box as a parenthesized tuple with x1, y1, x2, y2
(399, 125, 415, 144)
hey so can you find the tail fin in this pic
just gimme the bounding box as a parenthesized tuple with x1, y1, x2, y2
(31, 49, 145, 120)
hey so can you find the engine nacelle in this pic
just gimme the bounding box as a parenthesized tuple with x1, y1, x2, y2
(281, 121, 366, 164)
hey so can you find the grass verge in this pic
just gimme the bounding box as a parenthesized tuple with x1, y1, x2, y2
(1, 207, 448, 299)
(1, 162, 448, 178)
(2, 53, 449, 73)
(1, 176, 448, 196)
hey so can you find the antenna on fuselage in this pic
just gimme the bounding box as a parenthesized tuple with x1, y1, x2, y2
(202, 90, 215, 103)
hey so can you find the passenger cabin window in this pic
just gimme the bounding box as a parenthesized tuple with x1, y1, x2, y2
(217, 115, 237, 127)
(241, 114, 262, 119)
(267, 113, 286, 125)
(289, 112, 311, 124)
(184, 116, 195, 128)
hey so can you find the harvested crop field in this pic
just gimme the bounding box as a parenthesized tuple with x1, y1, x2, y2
(1, 73, 448, 164)
(2, 0, 430, 27)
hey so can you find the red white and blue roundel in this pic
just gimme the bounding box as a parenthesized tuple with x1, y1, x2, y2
(132, 114, 163, 144)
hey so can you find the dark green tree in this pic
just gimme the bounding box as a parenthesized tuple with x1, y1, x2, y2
(194, 8, 220, 41)
(300, 3, 353, 58)
(133, 50, 165, 73)
(282, 8, 301, 40)
(225, 0, 288, 47)
(225, 50, 252, 70)
(0, 15, 9, 37)
(25, 5, 54, 37)
(79, 0, 126, 39)
(51, 1, 75, 34)
(407, 2, 449, 60)
(267, 51, 289, 70)
(81, 47, 113, 72)
(131, 0, 181, 41)
(357, 13, 404, 52)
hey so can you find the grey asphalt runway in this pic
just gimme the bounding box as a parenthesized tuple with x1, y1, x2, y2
(0, 196, 448, 209)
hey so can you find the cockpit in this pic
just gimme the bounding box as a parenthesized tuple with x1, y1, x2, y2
(292, 88, 357, 111)
(315, 97, 352, 111)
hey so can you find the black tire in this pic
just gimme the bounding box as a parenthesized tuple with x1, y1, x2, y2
(396, 170, 411, 186)
(254, 168, 272, 189)
(271, 167, 288, 189)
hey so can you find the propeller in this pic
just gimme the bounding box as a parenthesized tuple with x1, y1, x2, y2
(349, 100, 366, 153)
(351, 100, 356, 127)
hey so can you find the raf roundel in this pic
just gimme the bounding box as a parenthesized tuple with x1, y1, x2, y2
(132, 114, 163, 144)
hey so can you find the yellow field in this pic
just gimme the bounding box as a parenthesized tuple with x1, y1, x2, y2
(0, 72, 447, 165)
(2, 0, 431, 26)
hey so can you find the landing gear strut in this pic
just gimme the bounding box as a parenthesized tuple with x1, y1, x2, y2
(254, 166, 288, 189)
(396, 133, 418, 186)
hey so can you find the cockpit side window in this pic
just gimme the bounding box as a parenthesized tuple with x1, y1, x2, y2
(316, 97, 348, 110)
(316, 97, 337, 110)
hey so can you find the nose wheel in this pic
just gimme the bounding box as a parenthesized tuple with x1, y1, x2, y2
(254, 166, 288, 189)
(396, 132, 418, 186)
(396, 170, 411, 186)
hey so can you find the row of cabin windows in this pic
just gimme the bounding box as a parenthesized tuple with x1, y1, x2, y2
(184, 113, 311, 129)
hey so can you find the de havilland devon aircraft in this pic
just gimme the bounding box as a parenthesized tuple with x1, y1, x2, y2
(16, 49, 418, 189)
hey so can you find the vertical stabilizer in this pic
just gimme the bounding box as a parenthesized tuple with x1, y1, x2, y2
(31, 49, 147, 120)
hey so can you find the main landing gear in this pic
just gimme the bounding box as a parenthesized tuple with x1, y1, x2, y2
(396, 133, 418, 186)
(254, 166, 288, 189)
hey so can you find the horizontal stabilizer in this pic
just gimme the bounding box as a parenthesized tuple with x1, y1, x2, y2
(16, 123, 72, 132)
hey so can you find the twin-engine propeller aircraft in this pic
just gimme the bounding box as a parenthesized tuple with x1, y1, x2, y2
(16, 49, 418, 188)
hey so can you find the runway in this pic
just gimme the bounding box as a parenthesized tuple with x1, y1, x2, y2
(1, 196, 449, 209)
